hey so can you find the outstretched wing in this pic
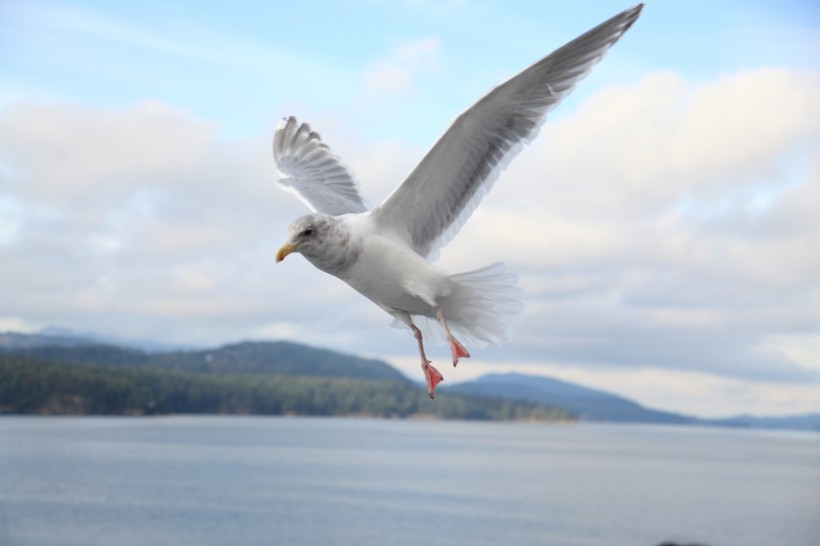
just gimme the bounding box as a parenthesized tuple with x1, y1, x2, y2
(273, 116, 369, 216)
(371, 4, 642, 257)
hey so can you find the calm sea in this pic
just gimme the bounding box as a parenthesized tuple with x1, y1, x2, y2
(0, 416, 818, 546)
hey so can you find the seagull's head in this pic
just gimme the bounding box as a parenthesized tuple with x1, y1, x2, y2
(277, 214, 328, 262)
(276, 214, 353, 273)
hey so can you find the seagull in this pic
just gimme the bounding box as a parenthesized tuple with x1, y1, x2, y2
(273, 4, 643, 398)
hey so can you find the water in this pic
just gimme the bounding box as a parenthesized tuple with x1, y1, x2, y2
(0, 417, 818, 546)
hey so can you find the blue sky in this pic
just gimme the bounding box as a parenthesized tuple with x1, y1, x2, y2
(1, 1, 819, 417)
(4, 1, 817, 139)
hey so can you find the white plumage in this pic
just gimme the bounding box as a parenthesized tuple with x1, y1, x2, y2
(273, 4, 643, 398)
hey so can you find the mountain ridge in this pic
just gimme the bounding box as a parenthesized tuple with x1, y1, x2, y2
(444, 372, 694, 424)
(445, 372, 820, 431)
(0, 333, 406, 381)
(0, 332, 571, 421)
(2, 331, 817, 430)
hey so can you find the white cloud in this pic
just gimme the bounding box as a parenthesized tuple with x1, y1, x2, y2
(0, 98, 300, 343)
(1, 64, 819, 417)
(362, 37, 442, 94)
(436, 67, 820, 384)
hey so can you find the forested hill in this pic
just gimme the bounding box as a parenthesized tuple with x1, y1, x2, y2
(2, 338, 407, 381)
(0, 337, 573, 422)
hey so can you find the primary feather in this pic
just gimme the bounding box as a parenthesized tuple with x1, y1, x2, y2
(273, 116, 368, 216)
(371, 4, 643, 258)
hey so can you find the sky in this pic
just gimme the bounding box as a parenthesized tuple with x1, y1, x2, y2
(1, 0, 819, 418)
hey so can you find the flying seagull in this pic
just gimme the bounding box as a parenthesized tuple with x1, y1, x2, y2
(274, 4, 643, 398)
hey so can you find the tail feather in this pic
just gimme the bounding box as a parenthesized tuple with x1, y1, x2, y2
(435, 262, 525, 348)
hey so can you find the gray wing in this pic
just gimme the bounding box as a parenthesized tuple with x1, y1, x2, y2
(273, 116, 369, 216)
(370, 4, 642, 257)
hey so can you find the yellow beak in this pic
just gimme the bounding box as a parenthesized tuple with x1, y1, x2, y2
(276, 241, 300, 263)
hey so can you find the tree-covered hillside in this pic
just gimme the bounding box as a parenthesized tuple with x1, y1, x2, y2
(5, 340, 407, 380)
(0, 354, 572, 421)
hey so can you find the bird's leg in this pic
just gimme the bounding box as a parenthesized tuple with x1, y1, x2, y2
(411, 323, 443, 399)
(436, 309, 470, 367)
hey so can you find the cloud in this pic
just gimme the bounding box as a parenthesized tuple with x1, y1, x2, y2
(0, 98, 319, 342)
(1, 66, 819, 415)
(362, 37, 443, 94)
(436, 67, 820, 384)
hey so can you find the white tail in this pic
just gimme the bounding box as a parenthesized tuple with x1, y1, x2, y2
(410, 262, 525, 348)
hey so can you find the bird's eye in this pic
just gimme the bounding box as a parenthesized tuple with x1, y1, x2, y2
(300, 228, 314, 237)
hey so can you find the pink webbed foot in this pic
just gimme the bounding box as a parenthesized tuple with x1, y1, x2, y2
(436, 308, 470, 367)
(448, 337, 470, 367)
(422, 362, 444, 399)
(411, 323, 444, 399)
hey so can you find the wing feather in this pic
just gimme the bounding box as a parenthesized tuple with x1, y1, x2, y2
(273, 116, 369, 216)
(371, 4, 643, 257)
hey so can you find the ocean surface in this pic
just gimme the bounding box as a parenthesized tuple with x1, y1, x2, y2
(0, 416, 818, 546)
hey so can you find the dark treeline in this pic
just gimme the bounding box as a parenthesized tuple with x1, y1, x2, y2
(6, 340, 408, 380)
(0, 354, 572, 421)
